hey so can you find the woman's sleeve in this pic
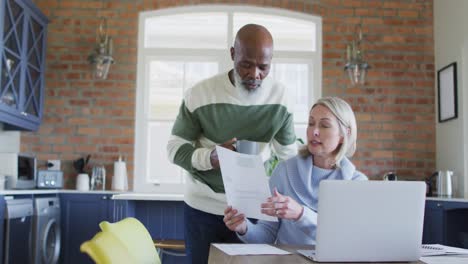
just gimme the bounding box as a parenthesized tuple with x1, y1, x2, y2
(276, 158, 318, 237)
(294, 206, 318, 237)
(238, 219, 280, 244)
(353, 170, 368, 180)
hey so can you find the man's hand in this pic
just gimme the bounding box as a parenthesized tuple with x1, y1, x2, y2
(210, 138, 237, 169)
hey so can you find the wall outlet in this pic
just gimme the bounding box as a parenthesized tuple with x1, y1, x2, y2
(48, 160, 61, 170)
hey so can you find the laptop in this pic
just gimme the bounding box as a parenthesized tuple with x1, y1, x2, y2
(298, 180, 426, 262)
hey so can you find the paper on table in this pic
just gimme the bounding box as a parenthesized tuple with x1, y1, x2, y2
(421, 256, 468, 264)
(212, 243, 291, 255)
(216, 146, 277, 222)
(422, 244, 468, 256)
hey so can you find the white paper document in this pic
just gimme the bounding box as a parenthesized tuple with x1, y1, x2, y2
(216, 146, 277, 221)
(212, 243, 291, 255)
(421, 244, 468, 256)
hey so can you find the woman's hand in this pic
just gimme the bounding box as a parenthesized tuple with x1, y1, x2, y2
(261, 188, 304, 221)
(223, 206, 247, 235)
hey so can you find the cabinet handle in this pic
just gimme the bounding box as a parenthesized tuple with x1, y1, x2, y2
(21, 111, 28, 116)
(102, 196, 107, 200)
(437, 203, 442, 207)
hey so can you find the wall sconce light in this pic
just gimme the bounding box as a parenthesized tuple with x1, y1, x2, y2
(344, 24, 370, 86)
(88, 17, 114, 80)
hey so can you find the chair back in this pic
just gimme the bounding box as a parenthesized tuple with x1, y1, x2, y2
(100, 217, 161, 264)
(80, 231, 136, 264)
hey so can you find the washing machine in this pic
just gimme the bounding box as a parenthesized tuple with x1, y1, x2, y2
(32, 197, 61, 264)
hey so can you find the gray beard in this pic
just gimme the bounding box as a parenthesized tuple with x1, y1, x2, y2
(233, 69, 262, 97)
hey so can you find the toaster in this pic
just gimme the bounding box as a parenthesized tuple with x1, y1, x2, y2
(36, 170, 64, 189)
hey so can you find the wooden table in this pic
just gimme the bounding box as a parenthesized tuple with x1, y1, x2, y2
(208, 244, 426, 264)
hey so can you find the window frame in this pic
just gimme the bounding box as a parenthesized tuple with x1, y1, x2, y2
(134, 5, 322, 193)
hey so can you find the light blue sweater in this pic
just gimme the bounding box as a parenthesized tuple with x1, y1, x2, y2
(239, 155, 367, 245)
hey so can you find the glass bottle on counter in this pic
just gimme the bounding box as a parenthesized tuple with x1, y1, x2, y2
(90, 165, 106, 190)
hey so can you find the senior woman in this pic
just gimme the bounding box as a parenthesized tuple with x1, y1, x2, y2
(223, 96, 367, 245)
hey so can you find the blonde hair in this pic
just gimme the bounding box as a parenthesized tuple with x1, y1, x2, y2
(299, 97, 357, 167)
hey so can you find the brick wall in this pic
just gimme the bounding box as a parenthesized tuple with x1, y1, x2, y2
(23, 0, 435, 188)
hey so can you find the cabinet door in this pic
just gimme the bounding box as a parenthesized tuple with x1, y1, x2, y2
(0, 0, 47, 131)
(110, 199, 135, 222)
(135, 201, 186, 264)
(21, 9, 47, 123)
(444, 202, 468, 248)
(60, 193, 113, 264)
(423, 201, 445, 244)
(0, 0, 24, 115)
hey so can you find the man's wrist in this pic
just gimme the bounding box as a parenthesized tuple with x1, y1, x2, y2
(210, 149, 217, 166)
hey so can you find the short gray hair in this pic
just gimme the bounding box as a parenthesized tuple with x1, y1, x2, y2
(299, 97, 357, 167)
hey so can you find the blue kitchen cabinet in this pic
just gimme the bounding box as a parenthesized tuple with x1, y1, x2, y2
(444, 201, 468, 248)
(134, 201, 185, 264)
(423, 200, 468, 248)
(135, 201, 184, 241)
(111, 199, 135, 221)
(59, 194, 185, 264)
(0, 0, 48, 131)
(59, 193, 116, 264)
(423, 200, 445, 244)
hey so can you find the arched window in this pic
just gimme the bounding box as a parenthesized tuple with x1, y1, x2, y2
(134, 5, 322, 193)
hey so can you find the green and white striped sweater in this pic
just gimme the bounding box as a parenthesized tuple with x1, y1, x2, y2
(167, 71, 297, 215)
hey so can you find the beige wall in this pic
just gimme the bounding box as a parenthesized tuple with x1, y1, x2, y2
(434, 0, 468, 198)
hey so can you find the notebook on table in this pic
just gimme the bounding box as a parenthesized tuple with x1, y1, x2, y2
(297, 180, 426, 262)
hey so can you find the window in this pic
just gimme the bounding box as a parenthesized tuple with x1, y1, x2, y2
(134, 5, 322, 193)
